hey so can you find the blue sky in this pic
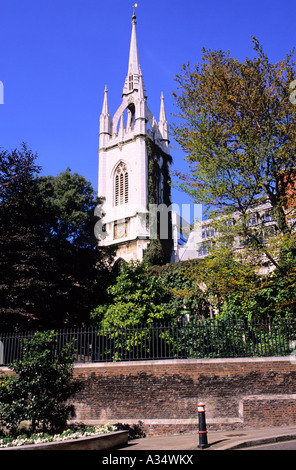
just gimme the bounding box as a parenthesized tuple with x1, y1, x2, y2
(0, 0, 295, 213)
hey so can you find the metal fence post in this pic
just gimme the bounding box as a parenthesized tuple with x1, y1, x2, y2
(0, 340, 3, 365)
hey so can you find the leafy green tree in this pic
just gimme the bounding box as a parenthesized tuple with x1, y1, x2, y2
(0, 331, 81, 434)
(0, 144, 53, 328)
(91, 261, 176, 328)
(149, 261, 207, 318)
(38, 168, 100, 249)
(0, 145, 114, 329)
(176, 247, 259, 317)
(142, 239, 165, 266)
(37, 168, 115, 327)
(220, 264, 296, 320)
(172, 38, 296, 272)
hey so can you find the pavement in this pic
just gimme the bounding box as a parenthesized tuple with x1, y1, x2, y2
(119, 425, 296, 451)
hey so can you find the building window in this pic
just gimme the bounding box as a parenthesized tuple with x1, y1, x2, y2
(198, 241, 213, 257)
(114, 219, 128, 239)
(247, 214, 257, 226)
(202, 227, 216, 239)
(114, 162, 128, 206)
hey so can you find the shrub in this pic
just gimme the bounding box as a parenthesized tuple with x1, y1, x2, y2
(0, 331, 82, 434)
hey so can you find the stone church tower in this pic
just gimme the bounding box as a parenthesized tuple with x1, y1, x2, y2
(97, 8, 173, 263)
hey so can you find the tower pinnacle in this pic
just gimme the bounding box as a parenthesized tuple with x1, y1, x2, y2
(99, 84, 111, 140)
(159, 92, 169, 147)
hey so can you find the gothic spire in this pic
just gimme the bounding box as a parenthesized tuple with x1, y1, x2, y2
(128, 8, 140, 75)
(122, 6, 141, 95)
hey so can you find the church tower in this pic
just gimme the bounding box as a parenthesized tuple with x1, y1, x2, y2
(97, 7, 173, 263)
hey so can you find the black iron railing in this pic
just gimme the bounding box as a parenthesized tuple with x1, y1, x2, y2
(0, 319, 296, 366)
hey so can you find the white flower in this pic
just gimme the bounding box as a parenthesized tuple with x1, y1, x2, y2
(0, 423, 118, 448)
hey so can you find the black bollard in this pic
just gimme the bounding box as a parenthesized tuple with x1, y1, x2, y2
(197, 402, 209, 449)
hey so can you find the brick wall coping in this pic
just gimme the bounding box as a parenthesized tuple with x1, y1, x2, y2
(0, 356, 292, 374)
(73, 356, 293, 369)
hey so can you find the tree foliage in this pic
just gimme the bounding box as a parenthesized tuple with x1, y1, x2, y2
(38, 167, 100, 249)
(91, 261, 176, 328)
(91, 260, 213, 328)
(0, 145, 114, 330)
(172, 38, 296, 271)
(220, 264, 296, 320)
(186, 247, 258, 308)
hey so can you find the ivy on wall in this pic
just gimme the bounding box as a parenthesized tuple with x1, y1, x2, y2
(145, 137, 172, 206)
(143, 137, 173, 265)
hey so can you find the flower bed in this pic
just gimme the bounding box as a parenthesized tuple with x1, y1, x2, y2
(0, 424, 117, 448)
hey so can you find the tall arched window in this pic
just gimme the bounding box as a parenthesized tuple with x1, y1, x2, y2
(114, 162, 128, 206)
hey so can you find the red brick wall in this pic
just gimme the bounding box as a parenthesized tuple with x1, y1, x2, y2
(70, 357, 296, 435)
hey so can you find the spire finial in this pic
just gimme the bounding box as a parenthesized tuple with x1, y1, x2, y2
(132, 3, 138, 22)
(102, 85, 109, 115)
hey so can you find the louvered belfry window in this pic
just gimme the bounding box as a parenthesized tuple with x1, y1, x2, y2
(129, 74, 133, 91)
(115, 162, 128, 206)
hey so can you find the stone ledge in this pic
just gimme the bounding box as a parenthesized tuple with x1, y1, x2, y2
(73, 356, 293, 368)
(0, 431, 129, 451)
